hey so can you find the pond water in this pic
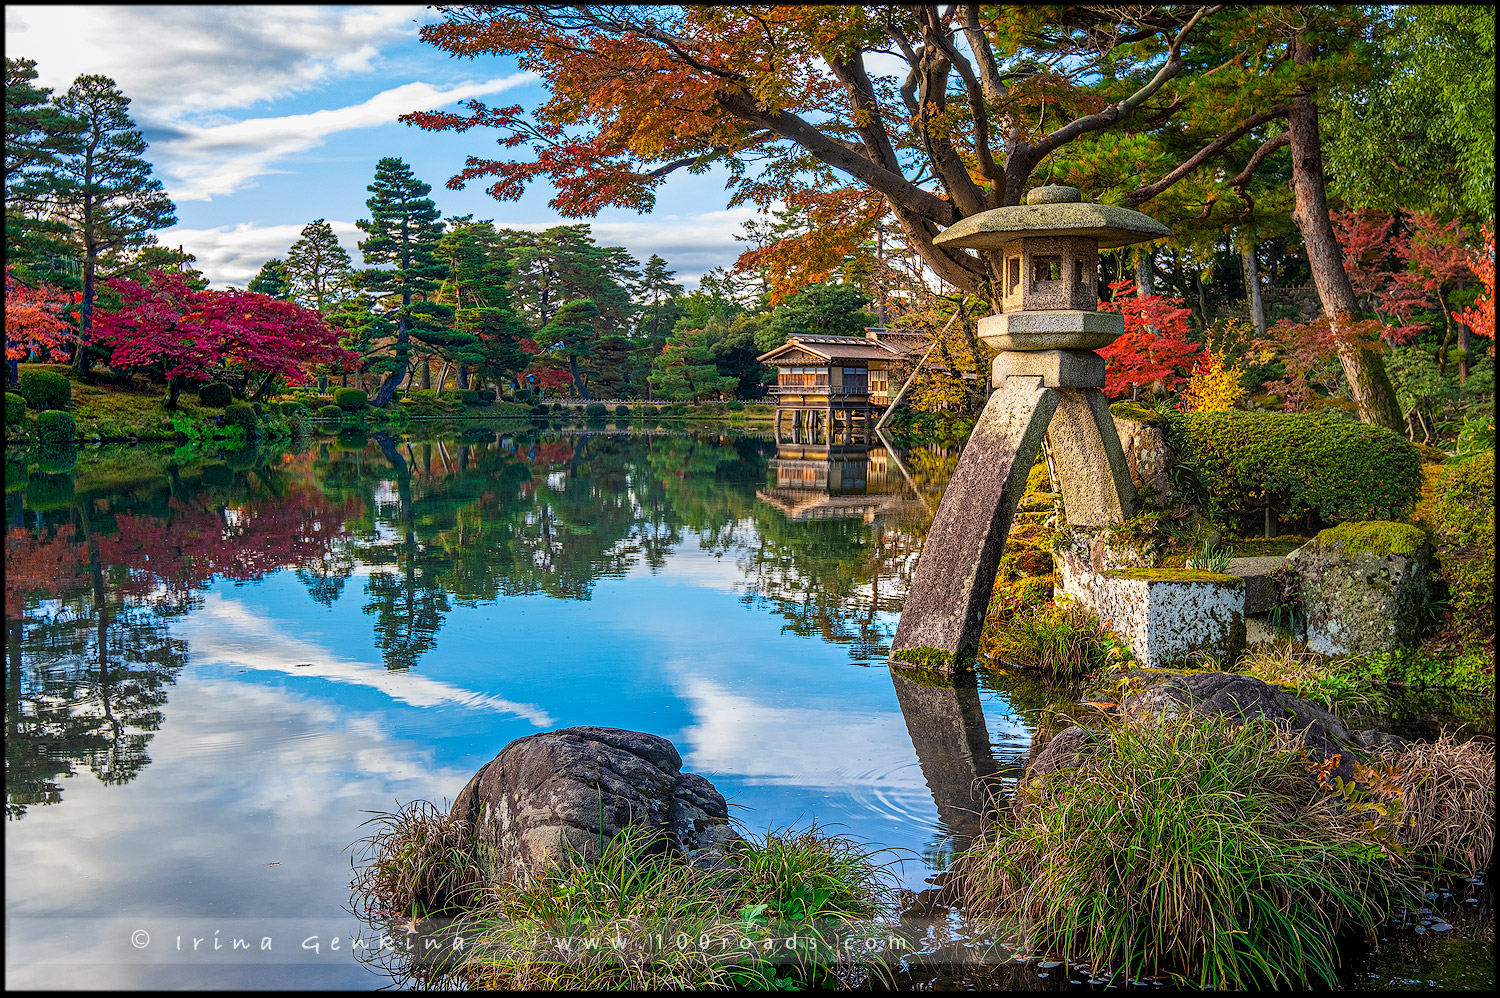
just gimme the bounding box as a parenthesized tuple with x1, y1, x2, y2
(4, 424, 1491, 990)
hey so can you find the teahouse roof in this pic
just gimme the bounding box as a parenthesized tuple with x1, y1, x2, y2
(757, 334, 903, 365)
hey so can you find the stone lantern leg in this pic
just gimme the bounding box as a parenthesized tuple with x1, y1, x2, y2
(891, 186, 1170, 672)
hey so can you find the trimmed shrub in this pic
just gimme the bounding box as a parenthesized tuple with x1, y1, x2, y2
(1168, 410, 1421, 530)
(585, 402, 608, 418)
(550, 402, 562, 413)
(319, 405, 343, 419)
(305, 394, 335, 408)
(614, 405, 631, 418)
(197, 382, 234, 407)
(279, 400, 309, 416)
(33, 409, 77, 448)
(512, 389, 536, 405)
(727, 400, 745, 411)
(529, 403, 550, 416)
(18, 369, 71, 411)
(334, 387, 368, 411)
(455, 388, 480, 405)
(222, 402, 257, 431)
(5, 392, 26, 426)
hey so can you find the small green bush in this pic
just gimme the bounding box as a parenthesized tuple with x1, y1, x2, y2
(614, 404, 631, 418)
(727, 400, 745, 411)
(334, 387, 368, 411)
(33, 409, 77, 447)
(305, 394, 335, 408)
(222, 402, 257, 431)
(19, 369, 70, 411)
(5, 392, 26, 426)
(455, 388, 480, 405)
(197, 382, 234, 407)
(318, 404, 343, 419)
(585, 402, 608, 418)
(1169, 410, 1421, 530)
(279, 400, 308, 416)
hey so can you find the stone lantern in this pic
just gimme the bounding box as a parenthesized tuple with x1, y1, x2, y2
(891, 186, 1171, 670)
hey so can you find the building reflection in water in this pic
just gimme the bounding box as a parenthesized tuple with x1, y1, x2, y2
(757, 429, 929, 524)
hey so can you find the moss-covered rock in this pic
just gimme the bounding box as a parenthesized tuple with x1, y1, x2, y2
(1288, 521, 1437, 657)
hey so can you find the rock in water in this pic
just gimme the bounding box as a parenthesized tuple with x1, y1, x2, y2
(450, 726, 741, 882)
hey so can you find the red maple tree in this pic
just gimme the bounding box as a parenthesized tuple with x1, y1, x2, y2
(5, 265, 80, 368)
(1095, 280, 1200, 398)
(1457, 225, 1494, 348)
(95, 270, 354, 403)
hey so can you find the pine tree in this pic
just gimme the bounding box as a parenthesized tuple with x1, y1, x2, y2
(635, 253, 684, 350)
(285, 218, 355, 312)
(436, 218, 528, 394)
(4, 57, 85, 278)
(355, 157, 452, 407)
(247, 258, 291, 299)
(52, 74, 176, 376)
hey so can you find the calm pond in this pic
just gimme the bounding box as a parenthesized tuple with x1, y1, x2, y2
(4, 424, 1490, 989)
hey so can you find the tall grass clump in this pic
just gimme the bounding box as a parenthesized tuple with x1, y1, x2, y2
(351, 812, 899, 990)
(983, 596, 1121, 682)
(949, 714, 1427, 989)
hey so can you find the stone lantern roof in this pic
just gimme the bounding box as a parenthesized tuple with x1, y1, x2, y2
(933, 186, 1169, 251)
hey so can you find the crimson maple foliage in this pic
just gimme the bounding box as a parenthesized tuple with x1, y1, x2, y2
(1457, 225, 1494, 346)
(1331, 210, 1473, 344)
(5, 266, 80, 366)
(1095, 280, 1200, 398)
(94, 270, 354, 398)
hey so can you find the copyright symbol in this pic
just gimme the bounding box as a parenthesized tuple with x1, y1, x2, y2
(130, 929, 150, 949)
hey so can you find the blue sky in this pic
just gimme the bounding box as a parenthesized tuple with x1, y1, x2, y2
(6, 4, 760, 289)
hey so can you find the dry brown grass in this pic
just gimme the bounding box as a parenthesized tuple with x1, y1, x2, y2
(1380, 733, 1496, 876)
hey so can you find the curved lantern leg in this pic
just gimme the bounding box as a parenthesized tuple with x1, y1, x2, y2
(891, 377, 1058, 666)
(890, 381, 1137, 672)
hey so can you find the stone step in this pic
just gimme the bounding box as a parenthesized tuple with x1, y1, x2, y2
(1223, 555, 1288, 615)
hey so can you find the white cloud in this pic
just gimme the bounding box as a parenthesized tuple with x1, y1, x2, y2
(6, 5, 428, 114)
(160, 219, 360, 288)
(176, 592, 556, 726)
(156, 76, 538, 202)
(169, 207, 759, 290)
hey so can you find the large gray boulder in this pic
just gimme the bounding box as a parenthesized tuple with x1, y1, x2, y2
(1287, 522, 1436, 656)
(450, 726, 742, 882)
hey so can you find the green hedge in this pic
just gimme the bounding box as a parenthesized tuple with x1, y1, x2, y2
(222, 402, 257, 430)
(279, 400, 309, 416)
(529, 403, 550, 416)
(197, 382, 234, 407)
(334, 387, 368, 411)
(5, 392, 26, 426)
(456, 388, 480, 405)
(614, 404, 631, 418)
(19, 370, 70, 411)
(585, 402, 608, 418)
(34, 409, 77, 447)
(1169, 410, 1421, 529)
(319, 404, 343, 418)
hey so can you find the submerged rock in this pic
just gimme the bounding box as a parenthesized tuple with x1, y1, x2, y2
(450, 726, 742, 882)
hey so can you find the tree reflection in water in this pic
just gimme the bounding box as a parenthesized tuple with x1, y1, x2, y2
(5, 428, 956, 816)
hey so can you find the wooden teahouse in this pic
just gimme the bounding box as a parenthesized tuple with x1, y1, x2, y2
(757, 333, 914, 446)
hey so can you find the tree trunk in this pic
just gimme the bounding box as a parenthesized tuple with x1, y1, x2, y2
(456, 365, 469, 391)
(420, 360, 431, 391)
(1455, 275, 1471, 383)
(1241, 238, 1266, 336)
(1287, 34, 1404, 432)
(370, 365, 407, 408)
(568, 354, 590, 400)
(434, 360, 450, 397)
(1135, 245, 1153, 296)
(166, 374, 183, 410)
